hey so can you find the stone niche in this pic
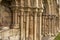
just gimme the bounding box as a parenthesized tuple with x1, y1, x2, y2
(0, 0, 12, 30)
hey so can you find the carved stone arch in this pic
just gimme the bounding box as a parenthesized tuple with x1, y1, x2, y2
(0, 0, 16, 29)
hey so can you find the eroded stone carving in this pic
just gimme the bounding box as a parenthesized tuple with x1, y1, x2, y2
(0, 0, 11, 28)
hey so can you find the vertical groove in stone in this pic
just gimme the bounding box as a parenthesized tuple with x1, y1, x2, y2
(42, 15, 43, 35)
(52, 17, 55, 35)
(20, 0, 24, 40)
(13, 9, 15, 25)
(45, 16, 48, 35)
(23, 12, 27, 40)
(19, 12, 21, 40)
(52, 17, 56, 34)
(51, 17, 52, 35)
(15, 0, 18, 24)
(48, 17, 49, 35)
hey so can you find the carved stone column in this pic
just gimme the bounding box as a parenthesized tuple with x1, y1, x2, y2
(42, 0, 59, 38)
(15, 0, 43, 40)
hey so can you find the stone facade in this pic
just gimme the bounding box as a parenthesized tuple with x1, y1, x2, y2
(42, 0, 59, 36)
(0, 0, 59, 40)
